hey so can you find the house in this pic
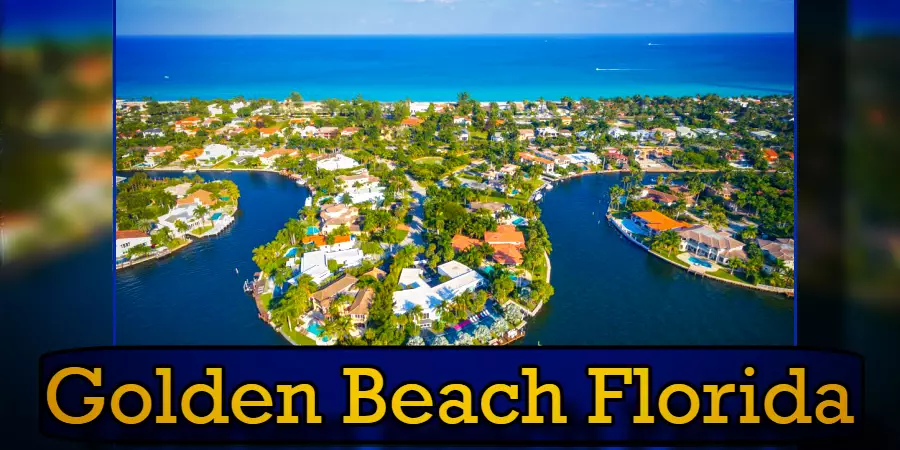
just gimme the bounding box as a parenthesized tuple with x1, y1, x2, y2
(453, 116, 471, 126)
(289, 118, 310, 127)
(763, 148, 779, 164)
(317, 154, 359, 171)
(237, 146, 266, 158)
(451, 234, 483, 253)
(468, 201, 507, 215)
(675, 126, 697, 138)
(517, 128, 535, 141)
(537, 127, 558, 138)
(341, 127, 360, 137)
(176, 189, 216, 207)
(179, 148, 204, 161)
(559, 129, 573, 138)
(694, 128, 727, 138)
(499, 164, 518, 176)
(259, 148, 298, 167)
(484, 224, 526, 266)
(298, 125, 319, 138)
(608, 127, 629, 139)
(258, 127, 281, 138)
(642, 189, 679, 206)
(757, 238, 795, 272)
(338, 172, 380, 191)
(348, 287, 374, 324)
(456, 129, 469, 142)
(318, 127, 340, 139)
(195, 144, 232, 166)
(490, 132, 505, 142)
(560, 116, 572, 126)
(319, 203, 360, 233)
(391, 261, 486, 327)
(312, 275, 359, 314)
(400, 117, 424, 128)
(562, 152, 601, 167)
(678, 225, 746, 265)
(145, 146, 172, 165)
(298, 250, 332, 285)
(650, 128, 677, 142)
(207, 104, 223, 116)
(142, 128, 164, 138)
(630, 129, 653, 141)
(156, 204, 203, 237)
(750, 130, 776, 140)
(302, 234, 357, 253)
(518, 152, 555, 172)
(115, 230, 151, 259)
(631, 211, 690, 235)
(229, 101, 246, 113)
(175, 117, 201, 129)
(164, 182, 192, 198)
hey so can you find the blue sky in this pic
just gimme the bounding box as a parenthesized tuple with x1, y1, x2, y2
(116, 0, 795, 36)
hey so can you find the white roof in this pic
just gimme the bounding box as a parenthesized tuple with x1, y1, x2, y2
(301, 250, 327, 274)
(398, 268, 426, 289)
(325, 248, 364, 267)
(437, 260, 471, 279)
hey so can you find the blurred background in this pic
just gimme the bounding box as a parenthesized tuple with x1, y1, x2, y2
(1, 0, 898, 447)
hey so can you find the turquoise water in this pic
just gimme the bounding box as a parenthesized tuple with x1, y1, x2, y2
(115, 34, 794, 101)
(307, 323, 328, 342)
(283, 247, 298, 258)
(209, 212, 222, 221)
(512, 218, 526, 225)
(689, 256, 713, 268)
(306, 226, 320, 235)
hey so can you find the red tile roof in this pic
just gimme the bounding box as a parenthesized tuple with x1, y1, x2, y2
(116, 230, 149, 240)
(452, 234, 482, 252)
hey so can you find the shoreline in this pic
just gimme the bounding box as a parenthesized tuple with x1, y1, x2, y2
(116, 238, 192, 271)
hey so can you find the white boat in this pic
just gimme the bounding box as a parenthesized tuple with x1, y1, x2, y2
(534, 193, 543, 201)
(183, 169, 197, 174)
(545, 184, 553, 191)
(304, 197, 312, 207)
(296, 179, 305, 186)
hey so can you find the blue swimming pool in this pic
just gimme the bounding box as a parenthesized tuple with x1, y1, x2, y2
(210, 212, 222, 221)
(307, 323, 329, 342)
(283, 247, 298, 258)
(512, 218, 526, 225)
(306, 226, 320, 235)
(688, 256, 713, 268)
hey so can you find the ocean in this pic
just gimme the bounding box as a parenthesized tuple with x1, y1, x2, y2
(115, 34, 794, 101)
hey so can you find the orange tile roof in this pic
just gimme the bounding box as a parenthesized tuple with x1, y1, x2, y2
(116, 230, 149, 240)
(484, 224, 525, 247)
(452, 234, 482, 252)
(763, 149, 779, 161)
(401, 117, 424, 126)
(631, 211, 690, 232)
(259, 127, 279, 135)
(518, 152, 554, 165)
(176, 189, 216, 207)
(302, 234, 352, 247)
(492, 244, 523, 265)
(181, 148, 204, 159)
(260, 148, 296, 159)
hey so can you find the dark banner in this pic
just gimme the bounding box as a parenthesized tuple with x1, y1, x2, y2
(39, 347, 862, 445)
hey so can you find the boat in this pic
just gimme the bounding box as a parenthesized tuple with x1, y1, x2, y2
(183, 169, 197, 174)
(296, 179, 305, 186)
(545, 184, 553, 191)
(164, 75, 169, 79)
(534, 193, 543, 201)
(224, 169, 232, 173)
(304, 197, 312, 207)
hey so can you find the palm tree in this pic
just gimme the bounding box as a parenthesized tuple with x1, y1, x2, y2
(193, 205, 210, 228)
(175, 220, 190, 235)
(407, 304, 424, 324)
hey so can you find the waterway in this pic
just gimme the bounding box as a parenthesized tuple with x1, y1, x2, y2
(115, 171, 793, 345)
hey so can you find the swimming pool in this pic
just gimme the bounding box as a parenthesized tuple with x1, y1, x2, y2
(688, 256, 713, 268)
(512, 218, 526, 225)
(210, 212, 222, 221)
(306, 226, 320, 235)
(283, 247, 298, 258)
(307, 323, 329, 342)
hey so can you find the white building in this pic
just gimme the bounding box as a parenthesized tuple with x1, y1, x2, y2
(537, 127, 559, 138)
(750, 130, 776, 140)
(676, 126, 697, 138)
(237, 146, 266, 158)
(317, 154, 359, 171)
(392, 262, 486, 328)
(195, 144, 232, 166)
(156, 204, 202, 237)
(207, 104, 223, 116)
(116, 230, 151, 259)
(298, 250, 332, 285)
(694, 128, 727, 138)
(142, 128, 164, 138)
(608, 127, 629, 139)
(230, 101, 247, 113)
(163, 182, 192, 198)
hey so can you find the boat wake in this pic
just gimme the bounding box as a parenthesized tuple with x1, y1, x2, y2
(595, 68, 647, 71)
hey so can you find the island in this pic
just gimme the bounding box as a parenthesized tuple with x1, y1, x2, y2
(114, 92, 794, 345)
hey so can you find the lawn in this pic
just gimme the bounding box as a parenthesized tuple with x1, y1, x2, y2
(281, 325, 317, 346)
(190, 225, 213, 236)
(413, 156, 444, 165)
(260, 292, 274, 310)
(652, 250, 689, 267)
(708, 268, 747, 284)
(478, 194, 525, 205)
(213, 154, 237, 168)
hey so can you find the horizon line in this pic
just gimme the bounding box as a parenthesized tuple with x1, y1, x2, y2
(116, 31, 794, 38)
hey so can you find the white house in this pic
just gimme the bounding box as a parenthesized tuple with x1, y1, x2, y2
(608, 127, 629, 139)
(207, 104, 223, 116)
(677, 225, 745, 265)
(142, 128, 164, 138)
(457, 129, 469, 142)
(298, 125, 319, 138)
(537, 127, 559, 138)
(298, 250, 332, 285)
(317, 154, 359, 171)
(694, 128, 727, 138)
(116, 230, 151, 259)
(156, 204, 202, 237)
(750, 130, 777, 140)
(195, 144, 232, 166)
(490, 132, 505, 142)
(676, 126, 697, 138)
(237, 146, 266, 158)
(392, 261, 486, 328)
(229, 101, 247, 113)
